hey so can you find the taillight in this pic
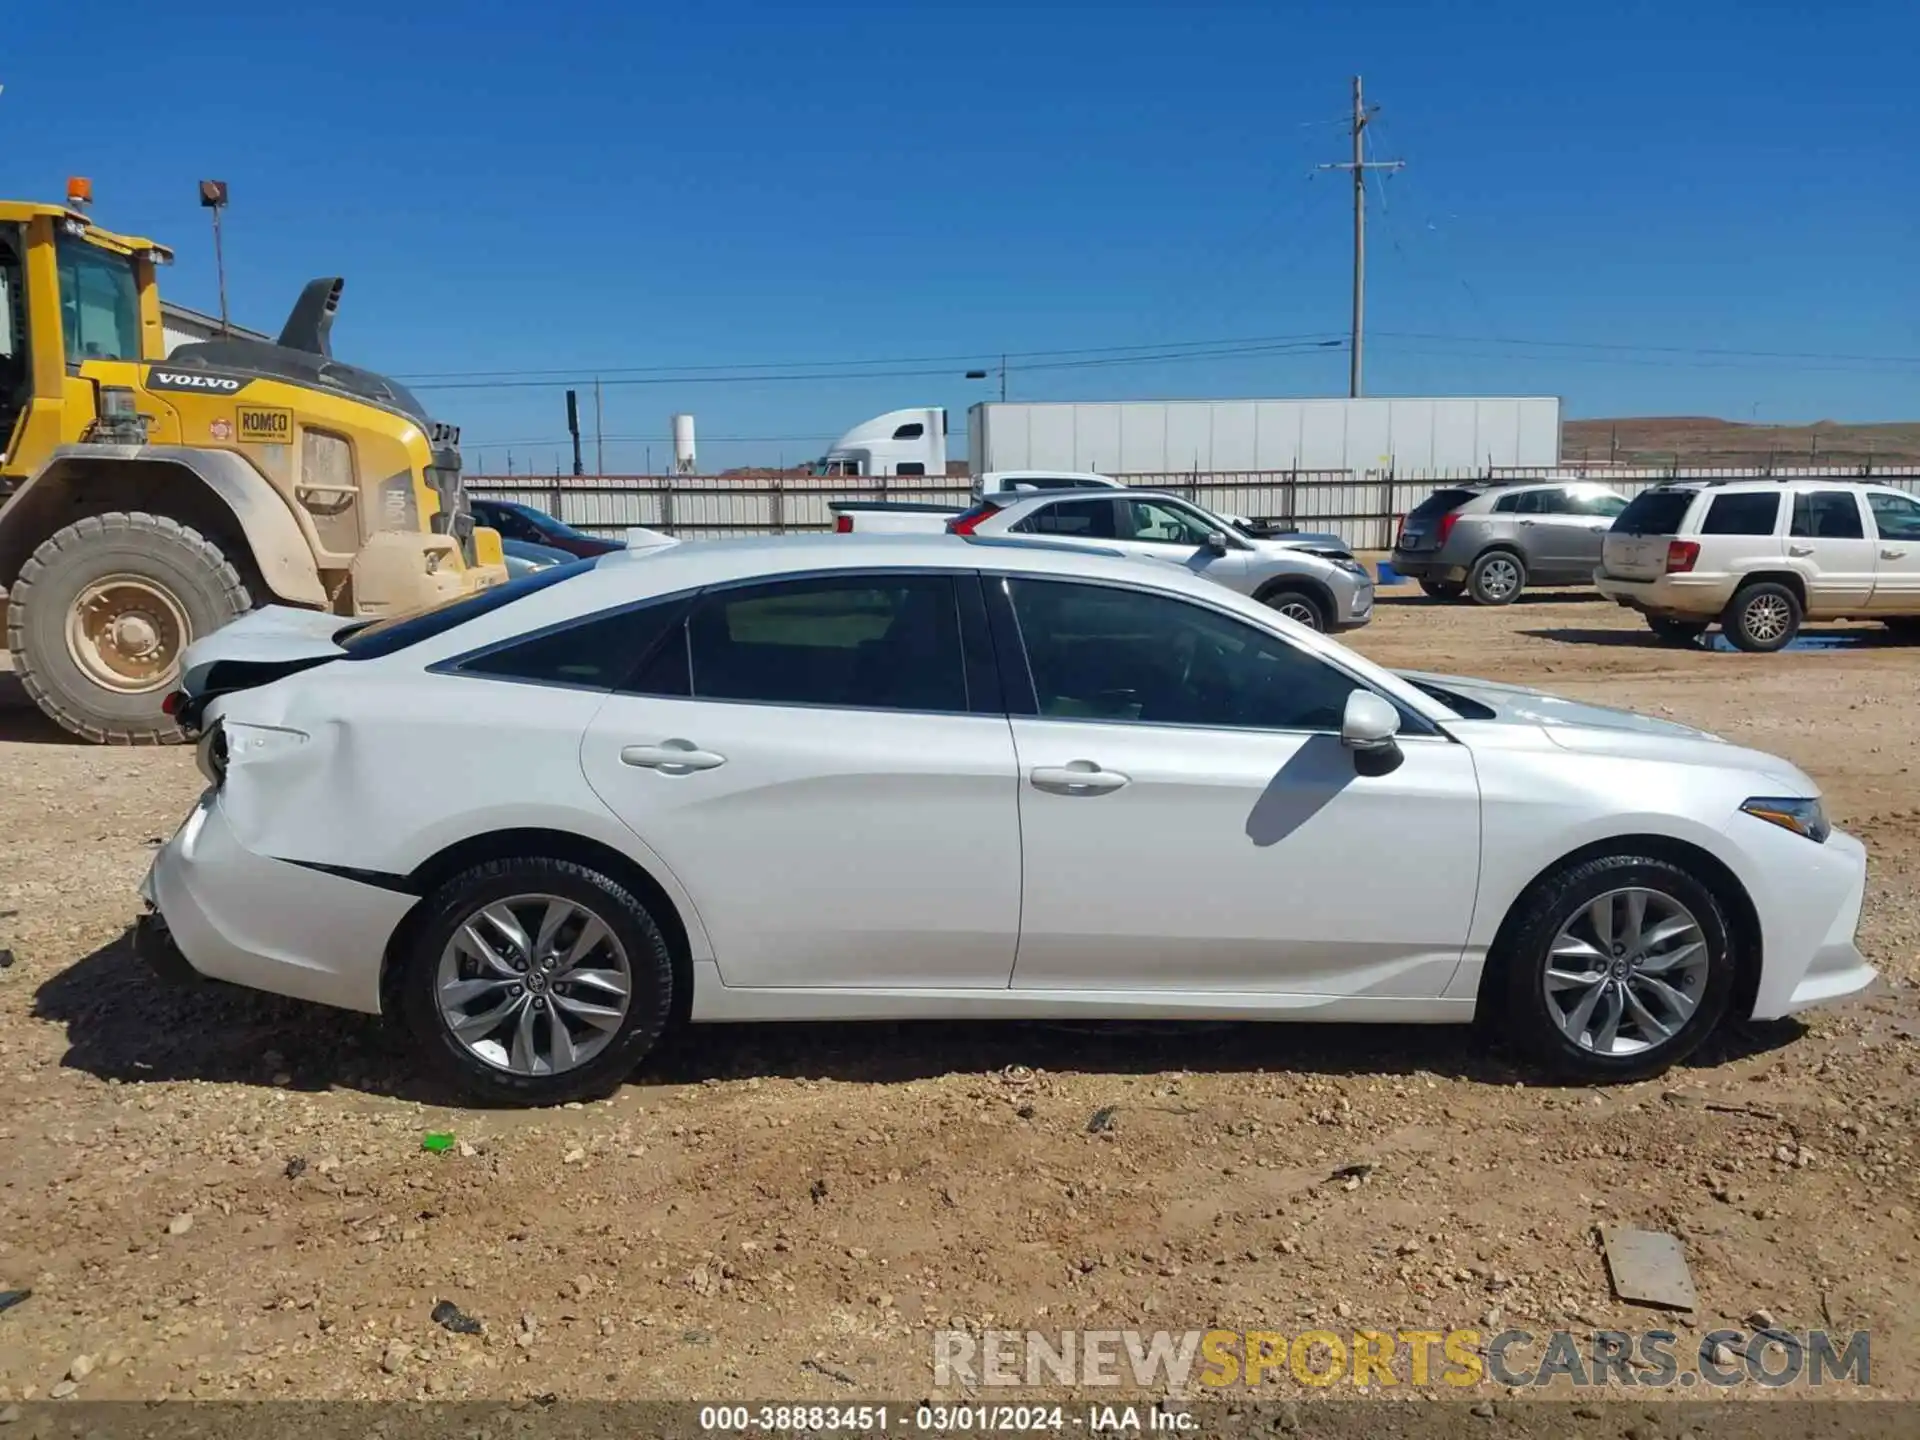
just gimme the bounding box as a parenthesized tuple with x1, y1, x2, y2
(1436, 510, 1460, 545)
(162, 690, 185, 716)
(948, 503, 998, 536)
(833, 515, 852, 534)
(1666, 540, 1700, 574)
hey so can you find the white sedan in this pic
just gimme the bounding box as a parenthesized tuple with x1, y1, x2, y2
(142, 534, 1875, 1105)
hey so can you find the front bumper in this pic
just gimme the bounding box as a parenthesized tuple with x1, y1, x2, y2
(1331, 579, 1376, 632)
(1743, 825, 1877, 1021)
(140, 791, 414, 1015)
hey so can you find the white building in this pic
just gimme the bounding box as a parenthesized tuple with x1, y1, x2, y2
(160, 301, 266, 355)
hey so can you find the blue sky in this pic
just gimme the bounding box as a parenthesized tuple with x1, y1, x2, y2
(6, 0, 1917, 470)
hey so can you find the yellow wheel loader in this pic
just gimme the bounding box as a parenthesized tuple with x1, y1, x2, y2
(0, 189, 507, 743)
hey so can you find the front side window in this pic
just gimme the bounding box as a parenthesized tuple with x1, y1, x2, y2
(687, 575, 967, 713)
(1791, 491, 1865, 540)
(1007, 578, 1361, 732)
(1010, 498, 1118, 539)
(1868, 491, 1920, 541)
(56, 236, 141, 362)
(1120, 498, 1214, 546)
(1701, 492, 1782, 536)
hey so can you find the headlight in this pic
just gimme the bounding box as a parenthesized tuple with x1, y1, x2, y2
(1335, 559, 1369, 578)
(1740, 796, 1829, 843)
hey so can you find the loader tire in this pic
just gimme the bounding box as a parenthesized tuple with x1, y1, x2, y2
(7, 511, 252, 745)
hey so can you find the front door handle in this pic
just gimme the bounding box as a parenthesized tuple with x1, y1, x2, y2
(1788, 544, 1815, 557)
(1517, 519, 1536, 527)
(1030, 762, 1130, 796)
(1588, 525, 1607, 533)
(621, 741, 727, 773)
(1883, 548, 1909, 560)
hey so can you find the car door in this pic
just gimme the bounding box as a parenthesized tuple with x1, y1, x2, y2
(991, 575, 1481, 998)
(1789, 489, 1875, 611)
(1007, 496, 1124, 551)
(1865, 490, 1920, 609)
(1512, 487, 1589, 580)
(580, 570, 1023, 990)
(1564, 488, 1627, 573)
(1112, 496, 1252, 587)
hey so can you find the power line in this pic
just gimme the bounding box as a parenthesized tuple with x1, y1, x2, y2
(1374, 330, 1920, 365)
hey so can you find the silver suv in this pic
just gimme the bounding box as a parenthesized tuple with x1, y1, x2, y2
(952, 490, 1375, 632)
(1391, 480, 1630, 605)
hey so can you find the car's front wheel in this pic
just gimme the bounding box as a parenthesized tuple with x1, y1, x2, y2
(1260, 589, 1325, 630)
(399, 857, 676, 1106)
(1497, 853, 1736, 1082)
(1467, 550, 1527, 606)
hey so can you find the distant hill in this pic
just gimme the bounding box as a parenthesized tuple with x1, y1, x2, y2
(1564, 417, 1920, 469)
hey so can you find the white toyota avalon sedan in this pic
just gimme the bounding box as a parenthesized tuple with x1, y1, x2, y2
(142, 534, 1874, 1106)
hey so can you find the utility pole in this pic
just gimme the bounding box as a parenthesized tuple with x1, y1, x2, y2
(593, 377, 605, 475)
(1319, 77, 1402, 397)
(1000, 353, 1008, 402)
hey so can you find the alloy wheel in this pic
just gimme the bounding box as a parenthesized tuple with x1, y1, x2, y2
(1543, 887, 1709, 1056)
(435, 894, 633, 1075)
(1742, 593, 1793, 644)
(1276, 599, 1321, 629)
(1476, 557, 1521, 601)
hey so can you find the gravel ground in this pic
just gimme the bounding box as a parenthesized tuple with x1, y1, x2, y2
(1, 581, 1917, 1406)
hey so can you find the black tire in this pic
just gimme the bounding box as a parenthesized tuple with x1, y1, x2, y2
(1720, 581, 1801, 653)
(399, 857, 676, 1106)
(1261, 588, 1325, 631)
(1467, 550, 1527, 606)
(7, 511, 251, 744)
(1647, 616, 1709, 646)
(1883, 617, 1920, 640)
(1418, 579, 1465, 601)
(1496, 852, 1737, 1083)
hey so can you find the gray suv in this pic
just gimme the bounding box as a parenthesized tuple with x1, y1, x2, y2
(1390, 481, 1630, 605)
(954, 490, 1375, 632)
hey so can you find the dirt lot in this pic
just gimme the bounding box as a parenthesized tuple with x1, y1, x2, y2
(1, 582, 1917, 1407)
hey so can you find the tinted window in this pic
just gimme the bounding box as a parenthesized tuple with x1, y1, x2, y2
(1120, 498, 1213, 545)
(1407, 488, 1477, 523)
(895, 462, 926, 477)
(1008, 579, 1360, 732)
(1570, 491, 1628, 517)
(688, 575, 966, 712)
(1011, 498, 1118, 539)
(476, 503, 536, 542)
(1613, 490, 1697, 536)
(1791, 491, 1865, 540)
(340, 560, 595, 660)
(1701, 493, 1782, 536)
(1867, 491, 1920, 541)
(1494, 488, 1563, 514)
(891, 423, 925, 440)
(56, 236, 140, 361)
(455, 598, 688, 691)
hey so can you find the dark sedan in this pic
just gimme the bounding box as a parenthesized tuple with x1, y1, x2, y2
(470, 498, 624, 558)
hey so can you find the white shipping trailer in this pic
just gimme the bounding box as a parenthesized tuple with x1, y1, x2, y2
(967, 397, 1563, 475)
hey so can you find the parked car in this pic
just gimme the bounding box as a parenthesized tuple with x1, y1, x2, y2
(1391, 481, 1631, 605)
(142, 534, 1870, 1105)
(501, 538, 577, 578)
(829, 471, 1305, 547)
(1597, 479, 1920, 651)
(471, 498, 624, 558)
(944, 490, 1374, 632)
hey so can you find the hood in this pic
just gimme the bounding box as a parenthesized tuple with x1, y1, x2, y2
(1398, 670, 1718, 740)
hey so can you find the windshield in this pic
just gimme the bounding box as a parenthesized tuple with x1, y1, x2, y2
(338, 558, 595, 659)
(56, 236, 141, 362)
(1407, 488, 1478, 523)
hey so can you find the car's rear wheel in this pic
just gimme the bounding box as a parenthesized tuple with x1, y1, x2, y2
(1467, 551, 1526, 606)
(400, 857, 675, 1106)
(1418, 579, 1465, 601)
(1647, 616, 1709, 646)
(1497, 853, 1736, 1082)
(1722, 581, 1801, 652)
(1261, 589, 1325, 631)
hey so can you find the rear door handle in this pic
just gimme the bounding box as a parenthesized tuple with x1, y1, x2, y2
(621, 741, 727, 773)
(1030, 762, 1130, 796)
(1788, 544, 1815, 557)
(1883, 548, 1909, 560)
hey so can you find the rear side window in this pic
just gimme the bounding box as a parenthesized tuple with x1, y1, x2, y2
(1406, 489, 1477, 523)
(1612, 490, 1697, 536)
(687, 575, 967, 713)
(1701, 493, 1782, 536)
(339, 560, 594, 660)
(1791, 491, 1865, 540)
(453, 596, 690, 691)
(1012, 498, 1118, 538)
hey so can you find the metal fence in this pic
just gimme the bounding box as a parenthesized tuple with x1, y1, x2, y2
(470, 465, 1920, 551)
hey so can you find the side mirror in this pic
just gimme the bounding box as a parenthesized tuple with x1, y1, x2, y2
(1203, 531, 1230, 556)
(1340, 690, 1404, 776)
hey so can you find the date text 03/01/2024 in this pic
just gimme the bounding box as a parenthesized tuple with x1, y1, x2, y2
(697, 1404, 1196, 1433)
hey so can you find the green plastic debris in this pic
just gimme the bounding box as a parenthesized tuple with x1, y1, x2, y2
(421, 1132, 456, 1154)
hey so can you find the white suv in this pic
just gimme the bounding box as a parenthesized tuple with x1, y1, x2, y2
(1596, 480, 1920, 651)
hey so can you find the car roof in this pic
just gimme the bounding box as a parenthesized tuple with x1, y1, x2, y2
(1642, 478, 1905, 495)
(595, 530, 1143, 583)
(988, 488, 1196, 512)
